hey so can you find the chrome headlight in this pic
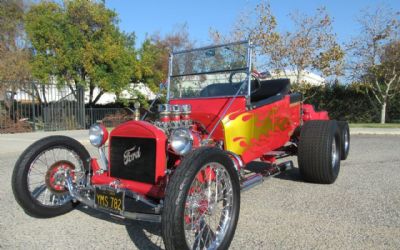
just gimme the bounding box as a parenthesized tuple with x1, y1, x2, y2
(89, 123, 108, 147)
(169, 128, 193, 155)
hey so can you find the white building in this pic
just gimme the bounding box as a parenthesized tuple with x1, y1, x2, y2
(5, 82, 156, 104)
(87, 83, 157, 104)
(262, 69, 325, 86)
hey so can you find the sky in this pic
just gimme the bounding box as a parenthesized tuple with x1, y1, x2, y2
(105, 0, 400, 47)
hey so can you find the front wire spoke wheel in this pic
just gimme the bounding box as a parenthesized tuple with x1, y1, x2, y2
(162, 148, 240, 250)
(27, 147, 85, 207)
(185, 164, 233, 249)
(12, 136, 90, 218)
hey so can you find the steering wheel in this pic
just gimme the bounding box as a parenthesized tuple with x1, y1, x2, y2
(228, 71, 261, 94)
(250, 72, 261, 94)
(229, 71, 247, 84)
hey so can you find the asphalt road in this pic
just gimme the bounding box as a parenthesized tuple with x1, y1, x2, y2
(0, 134, 399, 249)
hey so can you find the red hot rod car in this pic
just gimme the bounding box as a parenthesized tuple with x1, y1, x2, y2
(12, 41, 350, 250)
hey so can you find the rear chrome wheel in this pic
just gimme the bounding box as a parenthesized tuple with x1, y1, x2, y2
(331, 139, 339, 169)
(338, 121, 350, 160)
(343, 129, 349, 152)
(12, 136, 90, 218)
(162, 148, 240, 250)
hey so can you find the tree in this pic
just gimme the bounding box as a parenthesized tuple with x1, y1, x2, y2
(210, 2, 344, 84)
(348, 6, 400, 123)
(0, 0, 32, 116)
(137, 39, 166, 91)
(0, 0, 31, 86)
(25, 0, 139, 106)
(275, 8, 344, 84)
(136, 24, 194, 91)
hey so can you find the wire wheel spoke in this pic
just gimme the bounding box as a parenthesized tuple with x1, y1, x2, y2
(184, 162, 233, 249)
(27, 147, 84, 207)
(31, 184, 46, 199)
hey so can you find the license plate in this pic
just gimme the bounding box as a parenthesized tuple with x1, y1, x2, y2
(94, 187, 124, 214)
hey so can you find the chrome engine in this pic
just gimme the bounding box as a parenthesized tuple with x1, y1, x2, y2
(154, 104, 192, 131)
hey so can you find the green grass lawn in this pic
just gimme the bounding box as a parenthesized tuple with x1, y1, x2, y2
(350, 123, 400, 128)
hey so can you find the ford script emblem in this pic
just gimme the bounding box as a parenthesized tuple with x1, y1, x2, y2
(123, 146, 141, 166)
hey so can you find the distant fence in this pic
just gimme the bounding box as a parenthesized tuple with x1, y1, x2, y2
(85, 107, 132, 128)
(0, 82, 131, 133)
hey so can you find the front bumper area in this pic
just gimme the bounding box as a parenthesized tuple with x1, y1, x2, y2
(64, 173, 162, 223)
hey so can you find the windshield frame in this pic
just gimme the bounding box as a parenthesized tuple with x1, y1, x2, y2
(166, 40, 253, 103)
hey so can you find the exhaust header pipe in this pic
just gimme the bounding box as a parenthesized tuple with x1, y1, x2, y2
(240, 160, 294, 192)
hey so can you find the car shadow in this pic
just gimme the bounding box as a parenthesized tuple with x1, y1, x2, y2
(76, 205, 164, 249)
(125, 221, 164, 249)
(274, 167, 303, 182)
(76, 204, 129, 225)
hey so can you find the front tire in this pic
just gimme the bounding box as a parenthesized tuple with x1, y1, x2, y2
(298, 120, 341, 184)
(12, 136, 90, 218)
(162, 147, 240, 250)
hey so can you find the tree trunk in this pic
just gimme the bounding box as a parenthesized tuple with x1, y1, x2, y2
(92, 90, 104, 105)
(89, 83, 94, 106)
(41, 85, 48, 104)
(296, 69, 302, 84)
(380, 101, 387, 124)
(32, 83, 43, 105)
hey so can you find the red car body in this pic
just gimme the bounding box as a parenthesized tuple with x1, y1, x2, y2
(89, 96, 328, 199)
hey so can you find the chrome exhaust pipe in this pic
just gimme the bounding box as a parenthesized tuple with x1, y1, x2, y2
(240, 174, 263, 191)
(124, 211, 161, 223)
(240, 160, 294, 192)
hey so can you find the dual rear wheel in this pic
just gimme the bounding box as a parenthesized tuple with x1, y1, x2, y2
(298, 120, 349, 184)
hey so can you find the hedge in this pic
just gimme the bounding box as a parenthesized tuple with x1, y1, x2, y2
(296, 83, 400, 123)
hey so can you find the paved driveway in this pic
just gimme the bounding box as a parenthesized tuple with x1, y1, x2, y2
(0, 132, 399, 249)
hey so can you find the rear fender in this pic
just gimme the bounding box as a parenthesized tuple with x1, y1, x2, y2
(302, 104, 329, 121)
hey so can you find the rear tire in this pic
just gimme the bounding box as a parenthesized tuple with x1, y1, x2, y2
(12, 136, 90, 218)
(338, 121, 350, 160)
(298, 120, 341, 184)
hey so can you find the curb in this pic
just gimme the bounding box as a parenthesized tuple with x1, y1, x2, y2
(350, 128, 400, 135)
